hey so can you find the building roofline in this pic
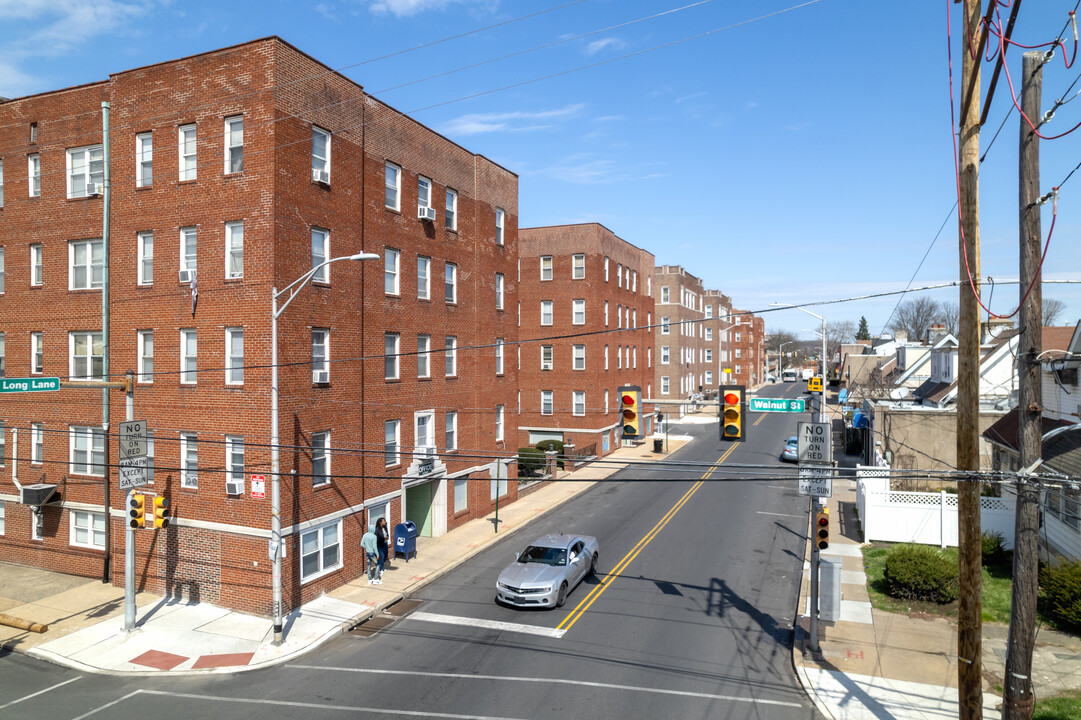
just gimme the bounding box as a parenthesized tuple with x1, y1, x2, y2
(519, 223, 653, 255)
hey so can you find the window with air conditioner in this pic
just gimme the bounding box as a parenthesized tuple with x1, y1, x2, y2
(181, 433, 198, 488)
(67, 145, 103, 198)
(312, 126, 330, 183)
(179, 227, 197, 282)
(541, 345, 553, 371)
(312, 329, 329, 383)
(225, 436, 245, 494)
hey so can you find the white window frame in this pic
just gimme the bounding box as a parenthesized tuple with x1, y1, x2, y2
(541, 345, 553, 370)
(444, 262, 457, 304)
(312, 328, 329, 381)
(385, 332, 400, 380)
(705, 371, 714, 385)
(705, 349, 713, 363)
(617, 263, 622, 288)
(385, 248, 400, 295)
(28, 153, 40, 197)
(495, 404, 504, 442)
(417, 334, 430, 378)
(385, 161, 401, 210)
(180, 432, 198, 488)
(311, 227, 328, 283)
(572, 254, 585, 279)
(136, 133, 153, 187)
(604, 256, 609, 281)
(445, 187, 457, 230)
(226, 435, 245, 488)
(445, 336, 457, 377)
(311, 431, 330, 487)
(225, 221, 243, 279)
(705, 327, 713, 342)
(385, 420, 400, 467)
(66, 145, 104, 198)
(495, 273, 504, 310)
(572, 299, 585, 325)
(69, 238, 103, 290)
(495, 208, 505, 245)
(31, 332, 43, 374)
(300, 518, 342, 583)
(70, 510, 106, 550)
(541, 390, 554, 415)
(312, 126, 331, 179)
(495, 339, 504, 375)
(540, 256, 553, 281)
(661, 376, 670, 394)
(604, 301, 609, 326)
(661, 346, 670, 364)
(661, 286, 670, 303)
(179, 124, 197, 181)
(573, 391, 585, 417)
(573, 345, 585, 371)
(69, 425, 105, 476)
(540, 300, 553, 326)
(30, 244, 42, 286)
(224, 115, 243, 174)
(225, 327, 244, 385)
(418, 175, 432, 209)
(138, 231, 153, 285)
(138, 330, 153, 384)
(180, 227, 197, 277)
(417, 256, 430, 300)
(445, 411, 457, 452)
(180, 328, 197, 384)
(69, 331, 103, 380)
(31, 423, 43, 464)
(604, 345, 609, 370)
(661, 317, 670, 335)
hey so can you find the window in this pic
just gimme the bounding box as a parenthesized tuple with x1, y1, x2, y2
(572, 254, 585, 279)
(71, 510, 106, 550)
(136, 133, 153, 187)
(28, 154, 40, 197)
(735, 348, 742, 359)
(180, 329, 197, 384)
(138, 231, 153, 285)
(604, 345, 609, 370)
(70, 332, 103, 380)
(384, 248, 400, 294)
(541, 390, 554, 415)
(300, 519, 341, 583)
(661, 317, 670, 335)
(312, 126, 330, 179)
(311, 228, 328, 282)
(445, 336, 457, 376)
(30, 244, 42, 286)
(735, 332, 742, 342)
(495, 339, 504, 375)
(573, 391, 585, 416)
(180, 432, 198, 488)
(617, 263, 622, 288)
(705, 371, 713, 385)
(311, 432, 330, 487)
(385, 333, 399, 379)
(454, 478, 469, 513)
(31, 423, 43, 464)
(31, 332, 43, 374)
(444, 262, 457, 303)
(573, 345, 585, 370)
(445, 412, 457, 451)
(604, 391, 609, 415)
(312, 329, 329, 381)
(384, 420, 400, 466)
(540, 256, 553, 281)
(417, 256, 430, 299)
(226, 435, 245, 489)
(495, 273, 504, 310)
(572, 299, 585, 325)
(735, 364, 742, 375)
(617, 346, 622, 369)
(541, 345, 553, 370)
(222, 221, 243, 278)
(224, 116, 243, 173)
(67, 239, 103, 290)
(225, 328, 244, 384)
(495, 208, 505, 245)
(180, 227, 197, 278)
(445, 187, 457, 230)
(179, 124, 197, 181)
(661, 346, 670, 364)
(0, 160, 4, 208)
(418, 175, 431, 209)
(604, 256, 609, 281)
(417, 334, 430, 378)
(540, 301, 553, 326)
(70, 426, 105, 476)
(495, 404, 504, 442)
(66, 145, 104, 198)
(705, 305, 713, 319)
(632, 271, 637, 292)
(661, 376, 670, 394)
(604, 301, 609, 326)
(705, 349, 713, 362)
(385, 162, 400, 210)
(705, 327, 713, 342)
(661, 287, 670, 303)
(617, 305, 622, 329)
(137, 330, 153, 383)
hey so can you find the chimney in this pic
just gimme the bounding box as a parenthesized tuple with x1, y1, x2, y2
(981, 317, 1014, 343)
(928, 323, 947, 344)
(894, 330, 908, 344)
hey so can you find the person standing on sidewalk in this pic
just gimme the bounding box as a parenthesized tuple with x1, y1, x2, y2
(362, 524, 381, 585)
(374, 517, 391, 578)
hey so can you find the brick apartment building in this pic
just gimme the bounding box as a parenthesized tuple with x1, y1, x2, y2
(703, 289, 734, 391)
(0, 37, 518, 616)
(652, 265, 714, 415)
(518, 224, 655, 457)
(730, 310, 766, 389)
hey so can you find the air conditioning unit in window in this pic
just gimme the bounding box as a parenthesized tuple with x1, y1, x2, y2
(312, 169, 330, 184)
(178, 269, 195, 284)
(225, 478, 244, 496)
(417, 206, 436, 221)
(541, 361, 552, 371)
(20, 483, 57, 506)
(312, 369, 329, 384)
(86, 182, 102, 196)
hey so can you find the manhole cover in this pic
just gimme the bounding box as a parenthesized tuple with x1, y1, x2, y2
(348, 598, 424, 638)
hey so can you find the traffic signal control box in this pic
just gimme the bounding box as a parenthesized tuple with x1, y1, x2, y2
(618, 385, 643, 439)
(720, 385, 745, 441)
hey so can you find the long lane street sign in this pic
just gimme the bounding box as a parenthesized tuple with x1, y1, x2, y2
(749, 397, 806, 413)
(1, 377, 60, 393)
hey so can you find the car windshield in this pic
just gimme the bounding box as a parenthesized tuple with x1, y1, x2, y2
(786, 437, 798, 447)
(518, 545, 567, 566)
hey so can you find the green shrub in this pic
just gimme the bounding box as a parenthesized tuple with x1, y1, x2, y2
(884, 544, 959, 604)
(517, 448, 545, 477)
(981, 531, 1009, 567)
(1040, 560, 1081, 632)
(535, 439, 565, 468)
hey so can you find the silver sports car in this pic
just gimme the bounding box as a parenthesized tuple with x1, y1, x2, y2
(496, 533, 599, 608)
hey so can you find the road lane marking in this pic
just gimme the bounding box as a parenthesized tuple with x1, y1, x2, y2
(0, 677, 82, 713)
(288, 666, 804, 708)
(756, 511, 804, 518)
(556, 443, 738, 633)
(407, 611, 566, 639)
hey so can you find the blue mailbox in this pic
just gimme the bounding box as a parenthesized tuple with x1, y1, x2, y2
(394, 521, 417, 562)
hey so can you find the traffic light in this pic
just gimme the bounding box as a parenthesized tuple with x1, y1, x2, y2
(129, 494, 145, 528)
(720, 385, 745, 441)
(152, 496, 170, 529)
(618, 385, 642, 439)
(815, 506, 830, 550)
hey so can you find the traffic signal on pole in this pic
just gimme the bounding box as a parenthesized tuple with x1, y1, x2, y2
(816, 506, 830, 550)
(152, 496, 170, 529)
(618, 385, 642, 439)
(129, 494, 145, 528)
(720, 385, 744, 441)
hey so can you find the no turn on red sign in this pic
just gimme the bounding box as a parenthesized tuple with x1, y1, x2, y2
(797, 421, 832, 466)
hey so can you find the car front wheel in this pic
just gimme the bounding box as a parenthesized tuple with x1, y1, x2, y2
(556, 582, 568, 608)
(589, 553, 598, 577)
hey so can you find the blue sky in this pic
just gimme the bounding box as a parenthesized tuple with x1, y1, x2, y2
(3, 0, 1080, 344)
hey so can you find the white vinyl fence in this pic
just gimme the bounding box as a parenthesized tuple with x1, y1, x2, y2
(856, 466, 1016, 549)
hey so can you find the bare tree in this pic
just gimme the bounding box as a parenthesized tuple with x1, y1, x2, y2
(939, 301, 960, 337)
(890, 297, 940, 342)
(766, 329, 798, 373)
(1043, 297, 1067, 325)
(825, 320, 856, 362)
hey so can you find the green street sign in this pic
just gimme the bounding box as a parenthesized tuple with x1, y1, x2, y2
(749, 397, 805, 413)
(0, 377, 60, 393)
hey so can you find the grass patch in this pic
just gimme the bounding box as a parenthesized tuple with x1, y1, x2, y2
(1034, 690, 1081, 720)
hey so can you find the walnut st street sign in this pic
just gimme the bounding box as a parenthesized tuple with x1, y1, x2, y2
(748, 397, 806, 413)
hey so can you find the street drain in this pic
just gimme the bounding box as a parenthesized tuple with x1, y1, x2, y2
(348, 598, 424, 638)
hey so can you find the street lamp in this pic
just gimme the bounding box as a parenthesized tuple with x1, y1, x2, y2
(771, 303, 827, 422)
(270, 251, 379, 644)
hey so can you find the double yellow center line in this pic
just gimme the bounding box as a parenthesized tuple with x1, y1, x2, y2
(557, 442, 740, 633)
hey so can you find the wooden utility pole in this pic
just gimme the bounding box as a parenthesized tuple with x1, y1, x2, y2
(1002, 50, 1044, 720)
(956, 2, 984, 718)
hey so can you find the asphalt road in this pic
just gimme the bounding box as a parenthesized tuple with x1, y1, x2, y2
(0, 381, 825, 720)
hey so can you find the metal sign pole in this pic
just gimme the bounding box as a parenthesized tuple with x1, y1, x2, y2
(809, 496, 820, 653)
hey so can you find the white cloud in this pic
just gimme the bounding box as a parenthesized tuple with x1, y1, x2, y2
(3, 0, 150, 58)
(0, 60, 40, 98)
(675, 91, 708, 104)
(442, 104, 585, 136)
(523, 154, 667, 185)
(585, 37, 624, 56)
(368, 0, 488, 17)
